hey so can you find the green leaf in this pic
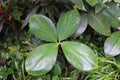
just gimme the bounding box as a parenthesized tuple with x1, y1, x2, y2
(70, 0, 86, 10)
(53, 64, 61, 75)
(95, 4, 104, 14)
(1, 72, 8, 79)
(74, 13, 88, 38)
(97, 0, 108, 8)
(52, 75, 59, 80)
(102, 3, 120, 29)
(11, 9, 22, 21)
(103, 10, 119, 29)
(29, 14, 57, 42)
(57, 10, 80, 41)
(7, 68, 14, 74)
(115, 54, 120, 66)
(88, 12, 111, 36)
(61, 41, 98, 71)
(25, 43, 58, 76)
(104, 31, 120, 56)
(86, 0, 98, 6)
(114, 0, 120, 3)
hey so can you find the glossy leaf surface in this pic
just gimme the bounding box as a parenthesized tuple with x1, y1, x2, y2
(25, 43, 58, 76)
(57, 10, 80, 41)
(74, 13, 88, 38)
(104, 31, 120, 56)
(88, 12, 111, 36)
(61, 41, 98, 71)
(29, 14, 57, 42)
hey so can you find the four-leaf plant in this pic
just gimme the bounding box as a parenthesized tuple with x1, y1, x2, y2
(25, 10, 98, 76)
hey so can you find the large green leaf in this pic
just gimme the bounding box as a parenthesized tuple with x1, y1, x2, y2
(70, 0, 86, 10)
(25, 43, 58, 76)
(29, 14, 57, 42)
(95, 4, 104, 14)
(88, 12, 111, 36)
(86, 0, 98, 6)
(103, 10, 119, 29)
(74, 13, 88, 38)
(104, 31, 120, 56)
(102, 3, 120, 29)
(57, 10, 80, 41)
(61, 41, 98, 71)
